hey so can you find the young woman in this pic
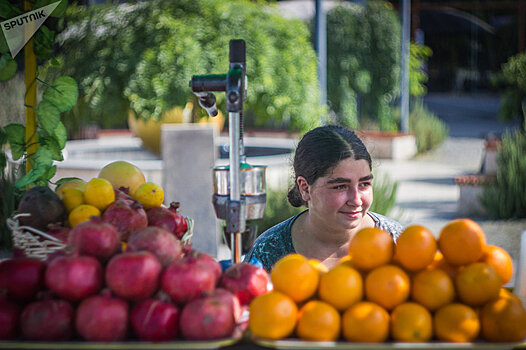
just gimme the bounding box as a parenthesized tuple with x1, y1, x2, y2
(244, 125, 403, 271)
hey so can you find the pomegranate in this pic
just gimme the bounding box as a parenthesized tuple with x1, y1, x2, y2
(105, 252, 162, 301)
(187, 250, 222, 283)
(0, 293, 20, 339)
(161, 254, 218, 305)
(0, 258, 45, 302)
(131, 298, 180, 341)
(45, 255, 102, 301)
(102, 199, 148, 241)
(114, 187, 133, 201)
(75, 292, 129, 342)
(208, 288, 242, 323)
(219, 262, 270, 305)
(20, 299, 74, 341)
(147, 202, 188, 239)
(179, 292, 237, 340)
(46, 223, 70, 244)
(126, 226, 183, 267)
(68, 217, 120, 261)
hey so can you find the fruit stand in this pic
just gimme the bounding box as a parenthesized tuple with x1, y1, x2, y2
(2, 40, 526, 350)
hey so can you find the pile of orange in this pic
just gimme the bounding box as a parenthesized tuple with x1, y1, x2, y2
(248, 219, 526, 343)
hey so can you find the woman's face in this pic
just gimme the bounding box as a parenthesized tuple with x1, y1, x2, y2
(300, 158, 373, 233)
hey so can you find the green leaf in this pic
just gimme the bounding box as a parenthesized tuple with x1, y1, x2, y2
(15, 167, 47, 189)
(52, 121, 67, 149)
(0, 2, 22, 19)
(54, 177, 83, 187)
(4, 124, 26, 160)
(42, 76, 78, 112)
(43, 165, 57, 182)
(33, 142, 54, 169)
(0, 54, 17, 82)
(34, 0, 67, 17)
(34, 25, 55, 60)
(40, 137, 63, 161)
(0, 32, 9, 54)
(37, 99, 61, 135)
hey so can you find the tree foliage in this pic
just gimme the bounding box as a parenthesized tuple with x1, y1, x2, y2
(496, 52, 526, 130)
(48, 0, 323, 132)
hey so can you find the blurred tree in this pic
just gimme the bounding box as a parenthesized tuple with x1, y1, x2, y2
(46, 0, 323, 133)
(496, 52, 526, 130)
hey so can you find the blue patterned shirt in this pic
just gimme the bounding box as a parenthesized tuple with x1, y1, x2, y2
(243, 210, 404, 272)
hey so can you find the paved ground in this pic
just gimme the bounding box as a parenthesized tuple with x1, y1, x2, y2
(375, 93, 526, 277)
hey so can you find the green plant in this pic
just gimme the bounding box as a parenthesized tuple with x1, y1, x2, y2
(50, 0, 323, 132)
(325, 1, 432, 131)
(0, 0, 78, 189)
(370, 172, 399, 217)
(480, 127, 526, 219)
(496, 52, 526, 130)
(409, 101, 449, 154)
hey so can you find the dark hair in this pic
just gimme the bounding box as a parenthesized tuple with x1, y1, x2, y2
(287, 125, 372, 207)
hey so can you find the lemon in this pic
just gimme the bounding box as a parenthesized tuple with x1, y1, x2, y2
(84, 178, 115, 211)
(69, 204, 101, 227)
(62, 188, 85, 213)
(133, 182, 164, 209)
(55, 179, 87, 199)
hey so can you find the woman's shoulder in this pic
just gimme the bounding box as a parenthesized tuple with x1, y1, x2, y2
(368, 211, 404, 241)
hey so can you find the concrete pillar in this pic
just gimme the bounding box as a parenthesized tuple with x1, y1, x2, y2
(161, 124, 218, 257)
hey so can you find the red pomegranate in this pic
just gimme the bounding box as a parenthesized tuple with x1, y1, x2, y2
(46, 223, 70, 244)
(207, 288, 242, 323)
(102, 199, 148, 241)
(20, 299, 74, 341)
(147, 202, 188, 239)
(188, 250, 222, 283)
(219, 262, 270, 305)
(126, 226, 183, 267)
(105, 252, 162, 301)
(68, 217, 120, 261)
(131, 298, 180, 341)
(75, 292, 129, 342)
(0, 294, 20, 339)
(0, 258, 45, 302)
(179, 292, 237, 340)
(45, 255, 102, 301)
(161, 254, 218, 305)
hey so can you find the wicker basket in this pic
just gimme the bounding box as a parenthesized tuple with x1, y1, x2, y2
(7, 213, 67, 260)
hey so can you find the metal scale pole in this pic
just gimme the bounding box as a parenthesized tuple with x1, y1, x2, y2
(189, 39, 250, 264)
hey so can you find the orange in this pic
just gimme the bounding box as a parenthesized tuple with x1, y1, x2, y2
(365, 264, 410, 311)
(98, 160, 146, 195)
(455, 262, 501, 307)
(390, 302, 433, 342)
(55, 179, 87, 199)
(83, 178, 115, 211)
(308, 259, 329, 274)
(480, 288, 526, 342)
(295, 300, 341, 341)
(341, 301, 390, 343)
(438, 218, 486, 266)
(318, 264, 363, 311)
(478, 245, 513, 285)
(248, 291, 298, 340)
(411, 268, 455, 311)
(434, 303, 480, 342)
(61, 188, 85, 213)
(348, 227, 394, 271)
(270, 254, 319, 303)
(427, 251, 460, 280)
(393, 225, 437, 272)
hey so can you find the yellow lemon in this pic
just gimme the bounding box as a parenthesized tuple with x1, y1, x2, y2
(62, 188, 85, 213)
(133, 182, 164, 209)
(55, 179, 87, 199)
(84, 178, 115, 211)
(69, 204, 101, 227)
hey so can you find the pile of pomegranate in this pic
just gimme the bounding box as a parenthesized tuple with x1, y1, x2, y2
(0, 195, 271, 342)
